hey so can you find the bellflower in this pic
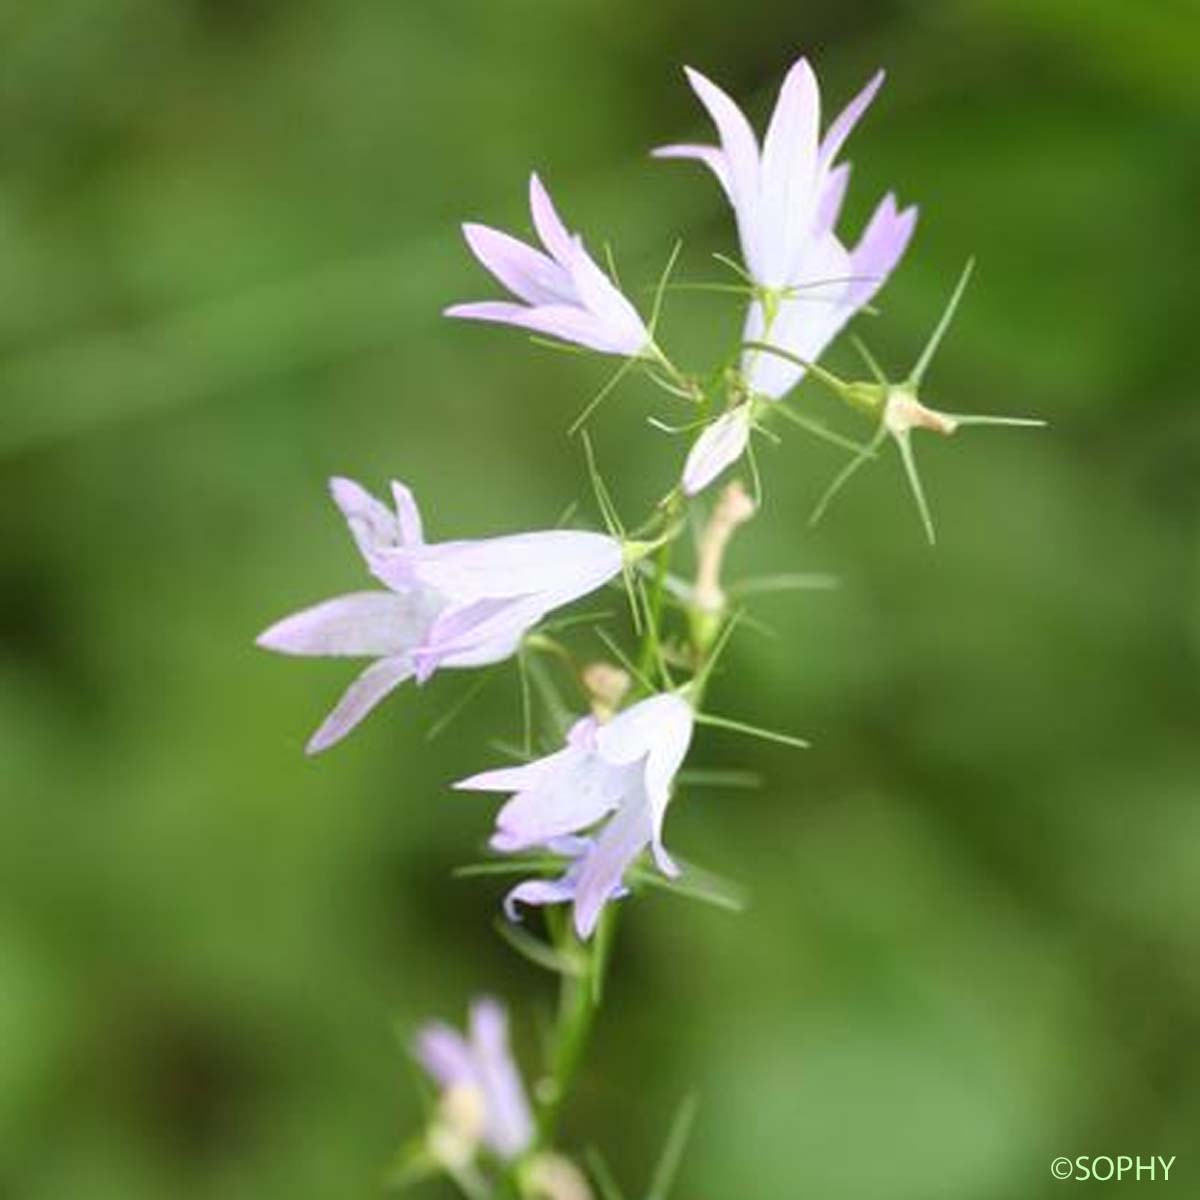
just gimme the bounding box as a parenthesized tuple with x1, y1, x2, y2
(456, 692, 695, 938)
(656, 58, 917, 492)
(413, 997, 534, 1163)
(446, 173, 652, 357)
(257, 478, 624, 753)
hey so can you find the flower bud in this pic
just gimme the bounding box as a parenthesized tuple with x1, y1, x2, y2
(581, 661, 631, 721)
(426, 1084, 487, 1172)
(690, 479, 756, 652)
(521, 1151, 595, 1200)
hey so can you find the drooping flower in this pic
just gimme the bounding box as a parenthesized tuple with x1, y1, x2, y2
(257, 478, 624, 753)
(446, 173, 653, 357)
(656, 58, 917, 492)
(456, 692, 695, 938)
(413, 996, 535, 1164)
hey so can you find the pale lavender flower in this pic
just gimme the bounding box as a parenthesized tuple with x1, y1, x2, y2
(741, 193, 917, 400)
(456, 693, 695, 938)
(257, 478, 623, 753)
(413, 996, 534, 1162)
(446, 173, 652, 357)
(657, 58, 917, 491)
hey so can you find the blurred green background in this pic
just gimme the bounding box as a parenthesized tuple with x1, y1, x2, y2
(3, 1, 1198, 1197)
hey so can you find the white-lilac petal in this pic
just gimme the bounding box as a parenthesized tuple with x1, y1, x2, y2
(740, 231, 854, 399)
(682, 406, 753, 496)
(816, 69, 884, 173)
(596, 693, 693, 874)
(414, 1023, 476, 1090)
(412, 596, 541, 683)
(255, 591, 434, 658)
(448, 174, 650, 357)
(410, 530, 623, 607)
(468, 999, 535, 1160)
(759, 58, 821, 288)
(331, 476, 411, 561)
(676, 66, 758, 220)
(650, 143, 733, 200)
(306, 654, 414, 754)
(528, 172, 574, 263)
(813, 162, 852, 240)
(460, 222, 574, 307)
(571, 788, 657, 938)
(502, 841, 629, 925)
(844, 192, 918, 310)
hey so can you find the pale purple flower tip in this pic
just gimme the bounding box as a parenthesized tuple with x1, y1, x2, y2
(656, 57, 892, 290)
(656, 57, 916, 404)
(413, 997, 534, 1161)
(257, 480, 624, 752)
(681, 406, 753, 496)
(446, 174, 651, 357)
(458, 693, 694, 938)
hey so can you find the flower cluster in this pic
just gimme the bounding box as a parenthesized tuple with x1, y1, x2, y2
(258, 54, 1041, 1200)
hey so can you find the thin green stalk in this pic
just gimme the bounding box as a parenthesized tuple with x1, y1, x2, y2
(537, 906, 620, 1145)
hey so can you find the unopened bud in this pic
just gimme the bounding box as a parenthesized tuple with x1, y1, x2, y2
(581, 661, 631, 721)
(521, 1152, 595, 1200)
(693, 479, 756, 615)
(427, 1084, 486, 1171)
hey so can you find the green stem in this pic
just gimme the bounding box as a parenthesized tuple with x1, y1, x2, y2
(537, 906, 619, 1146)
(535, 511, 678, 1144)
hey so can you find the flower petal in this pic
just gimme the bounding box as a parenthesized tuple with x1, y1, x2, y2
(414, 596, 541, 683)
(455, 716, 598, 792)
(412, 530, 623, 607)
(256, 591, 431, 657)
(845, 192, 918, 309)
(329, 476, 404, 562)
(681, 406, 752, 495)
(598, 693, 693, 874)
(817, 69, 884, 173)
(571, 791, 653, 938)
(759, 57, 821, 287)
(305, 654, 414, 753)
(490, 747, 625, 852)
(813, 161, 851, 240)
(460, 221, 575, 307)
(390, 481, 424, 547)
(413, 1022, 476, 1090)
(740, 231, 854, 398)
(503, 874, 580, 921)
(470, 999, 534, 1160)
(650, 143, 733, 201)
(561, 235, 649, 356)
(682, 66, 760, 211)
(444, 299, 631, 355)
(528, 173, 575, 264)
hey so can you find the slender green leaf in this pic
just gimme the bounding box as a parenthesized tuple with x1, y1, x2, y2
(585, 1147, 627, 1200)
(645, 1094, 700, 1200)
(695, 711, 810, 749)
(494, 918, 584, 977)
